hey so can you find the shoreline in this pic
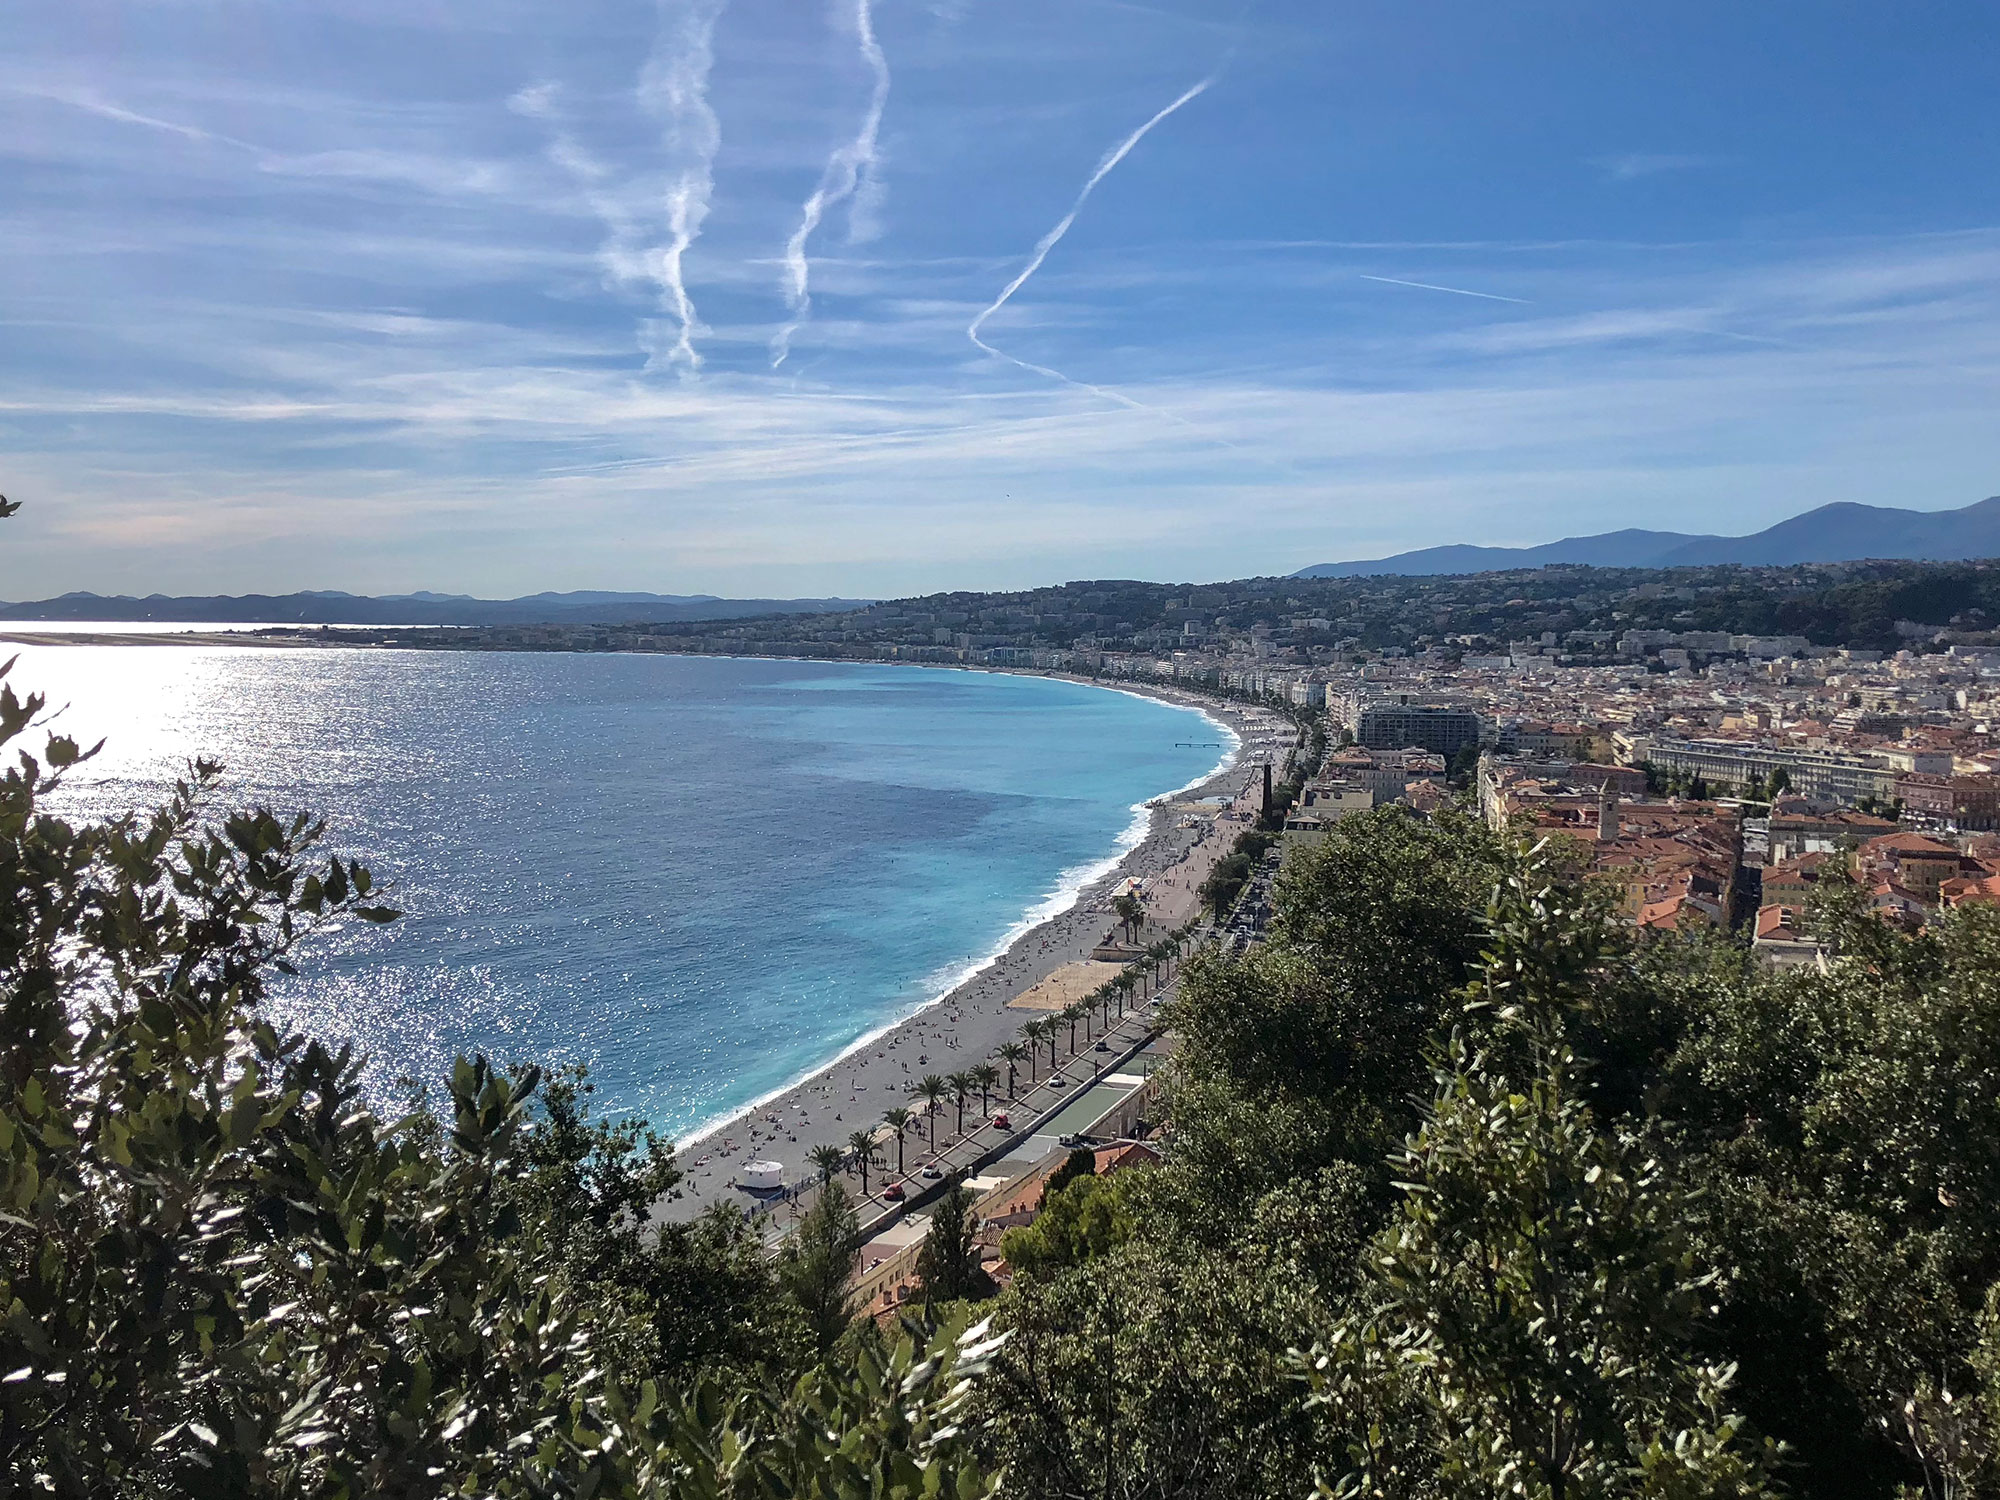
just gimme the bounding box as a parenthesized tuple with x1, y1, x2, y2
(670, 682, 1246, 1157)
(657, 683, 1296, 1223)
(4, 630, 1297, 1209)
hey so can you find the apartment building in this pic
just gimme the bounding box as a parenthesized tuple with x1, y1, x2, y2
(1356, 704, 1484, 756)
(1644, 736, 1905, 804)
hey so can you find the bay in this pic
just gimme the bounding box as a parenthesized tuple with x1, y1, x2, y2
(10, 647, 1225, 1138)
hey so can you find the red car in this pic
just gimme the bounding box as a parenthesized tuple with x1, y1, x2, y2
(883, 1181, 907, 1201)
(991, 1111, 1011, 1130)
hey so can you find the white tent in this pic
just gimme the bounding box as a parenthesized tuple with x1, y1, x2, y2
(740, 1160, 786, 1191)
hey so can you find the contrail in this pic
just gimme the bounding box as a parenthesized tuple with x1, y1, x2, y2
(637, 0, 729, 374)
(772, 0, 892, 367)
(967, 75, 1212, 381)
(1358, 273, 1531, 304)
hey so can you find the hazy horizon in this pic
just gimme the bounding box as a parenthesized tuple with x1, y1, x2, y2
(5, 1, 1999, 599)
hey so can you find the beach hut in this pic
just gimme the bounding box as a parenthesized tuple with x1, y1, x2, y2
(741, 1160, 786, 1192)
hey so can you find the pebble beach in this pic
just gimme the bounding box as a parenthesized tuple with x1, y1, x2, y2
(661, 682, 1296, 1221)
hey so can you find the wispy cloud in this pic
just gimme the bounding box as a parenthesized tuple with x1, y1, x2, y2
(1358, 273, 1531, 304)
(25, 86, 249, 148)
(4, 2, 1996, 597)
(510, 2, 730, 375)
(772, 0, 893, 368)
(966, 74, 1212, 397)
(636, 0, 730, 374)
(1592, 151, 1711, 182)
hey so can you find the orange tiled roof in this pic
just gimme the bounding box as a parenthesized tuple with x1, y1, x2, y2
(1755, 904, 1804, 940)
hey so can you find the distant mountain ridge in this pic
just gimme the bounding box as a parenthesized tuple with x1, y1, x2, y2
(1295, 496, 2000, 578)
(0, 589, 872, 627)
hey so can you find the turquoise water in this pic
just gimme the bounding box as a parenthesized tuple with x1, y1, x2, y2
(13, 648, 1225, 1137)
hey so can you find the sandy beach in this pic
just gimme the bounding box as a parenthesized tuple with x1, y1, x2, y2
(660, 680, 1298, 1223)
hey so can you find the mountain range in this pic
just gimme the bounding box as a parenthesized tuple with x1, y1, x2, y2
(0, 590, 871, 627)
(1294, 496, 2000, 578)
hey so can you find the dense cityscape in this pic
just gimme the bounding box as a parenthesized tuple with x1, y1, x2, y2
(253, 554, 2000, 966)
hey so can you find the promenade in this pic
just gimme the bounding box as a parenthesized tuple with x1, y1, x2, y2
(748, 936, 1187, 1259)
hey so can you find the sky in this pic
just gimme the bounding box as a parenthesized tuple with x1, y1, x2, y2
(3, 0, 1999, 600)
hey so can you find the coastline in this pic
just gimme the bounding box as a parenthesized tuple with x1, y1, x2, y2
(672, 682, 1241, 1153)
(3, 628, 1295, 1210)
(657, 681, 1295, 1224)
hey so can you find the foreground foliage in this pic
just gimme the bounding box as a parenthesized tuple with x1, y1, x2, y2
(980, 806, 2000, 1500)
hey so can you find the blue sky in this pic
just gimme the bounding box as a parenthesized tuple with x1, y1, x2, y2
(3, 0, 1999, 599)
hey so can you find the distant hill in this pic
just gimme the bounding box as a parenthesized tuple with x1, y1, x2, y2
(1295, 496, 2000, 578)
(0, 589, 872, 627)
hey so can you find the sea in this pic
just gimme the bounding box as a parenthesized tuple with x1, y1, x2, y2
(7, 646, 1230, 1138)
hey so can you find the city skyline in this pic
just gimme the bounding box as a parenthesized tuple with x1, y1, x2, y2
(4, 0, 1999, 598)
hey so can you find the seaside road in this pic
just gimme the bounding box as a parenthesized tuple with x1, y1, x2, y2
(739, 945, 1195, 1256)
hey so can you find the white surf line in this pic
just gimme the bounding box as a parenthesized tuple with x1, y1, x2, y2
(966, 75, 1213, 404)
(671, 674, 1237, 1151)
(772, 0, 892, 367)
(638, 0, 730, 373)
(1358, 273, 1532, 304)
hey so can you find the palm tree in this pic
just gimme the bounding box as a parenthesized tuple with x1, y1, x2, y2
(881, 1106, 913, 1177)
(912, 1073, 949, 1152)
(972, 1062, 1000, 1115)
(1113, 891, 1144, 942)
(947, 1070, 974, 1136)
(846, 1129, 880, 1196)
(807, 1142, 845, 1187)
(1042, 1017, 1062, 1075)
(1022, 1020, 1049, 1082)
(1062, 1003, 1083, 1056)
(997, 1041, 1028, 1098)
